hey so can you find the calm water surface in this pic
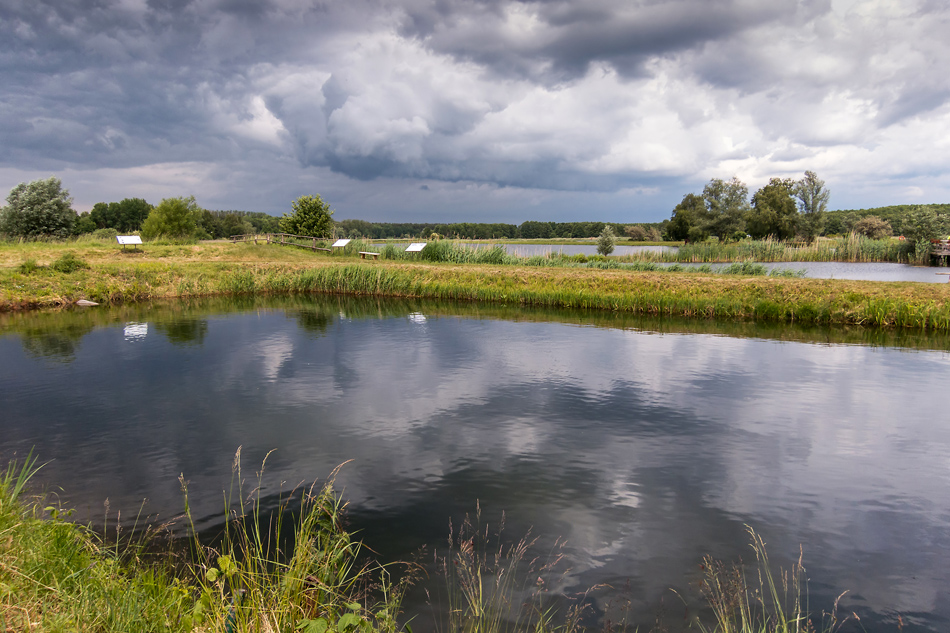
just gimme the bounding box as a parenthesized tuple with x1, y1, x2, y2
(2, 297, 949, 632)
(678, 260, 950, 283)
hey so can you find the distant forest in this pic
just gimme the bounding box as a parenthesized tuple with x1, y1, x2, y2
(79, 198, 950, 241)
(823, 204, 950, 237)
(332, 219, 665, 240)
(335, 203, 950, 240)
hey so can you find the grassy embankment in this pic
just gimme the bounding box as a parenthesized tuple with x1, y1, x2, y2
(1, 238, 949, 329)
(1, 454, 858, 633)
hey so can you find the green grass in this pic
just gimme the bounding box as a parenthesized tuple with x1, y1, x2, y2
(0, 451, 411, 633)
(3, 239, 950, 331)
(0, 451, 192, 631)
(694, 527, 853, 633)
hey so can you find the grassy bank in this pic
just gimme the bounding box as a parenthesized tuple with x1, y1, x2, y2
(0, 452, 411, 633)
(2, 239, 949, 329)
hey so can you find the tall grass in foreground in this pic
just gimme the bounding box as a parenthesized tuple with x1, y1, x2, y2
(0, 449, 412, 633)
(178, 450, 412, 632)
(3, 454, 878, 633)
(431, 504, 589, 633)
(0, 451, 191, 632)
(695, 527, 854, 633)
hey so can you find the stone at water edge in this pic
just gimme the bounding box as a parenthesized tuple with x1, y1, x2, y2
(76, 299, 99, 307)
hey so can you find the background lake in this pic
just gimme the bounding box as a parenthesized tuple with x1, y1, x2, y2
(1, 296, 949, 632)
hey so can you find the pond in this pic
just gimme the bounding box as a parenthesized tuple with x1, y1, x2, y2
(2, 296, 949, 632)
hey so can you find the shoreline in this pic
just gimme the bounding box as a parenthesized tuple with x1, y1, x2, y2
(2, 240, 949, 329)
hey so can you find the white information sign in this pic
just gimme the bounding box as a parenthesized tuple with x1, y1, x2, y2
(405, 243, 427, 252)
(116, 235, 143, 245)
(331, 239, 351, 247)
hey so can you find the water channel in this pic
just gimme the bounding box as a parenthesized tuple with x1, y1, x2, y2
(2, 295, 949, 632)
(381, 243, 949, 283)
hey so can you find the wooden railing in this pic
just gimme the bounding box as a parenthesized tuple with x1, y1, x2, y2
(230, 233, 331, 252)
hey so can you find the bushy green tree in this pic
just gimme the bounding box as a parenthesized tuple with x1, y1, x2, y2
(280, 195, 334, 238)
(794, 171, 829, 242)
(0, 177, 77, 238)
(666, 193, 707, 241)
(901, 205, 947, 242)
(596, 225, 616, 256)
(747, 178, 799, 240)
(625, 225, 648, 241)
(89, 198, 153, 233)
(702, 177, 749, 239)
(853, 216, 893, 240)
(140, 196, 202, 240)
(74, 212, 97, 235)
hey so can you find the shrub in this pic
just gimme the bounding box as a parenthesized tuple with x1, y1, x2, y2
(624, 225, 648, 241)
(93, 227, 120, 241)
(16, 258, 40, 274)
(853, 216, 893, 240)
(596, 225, 616, 256)
(49, 252, 89, 273)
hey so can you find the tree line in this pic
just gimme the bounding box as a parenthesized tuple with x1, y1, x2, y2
(2, 175, 948, 244)
(0, 177, 281, 240)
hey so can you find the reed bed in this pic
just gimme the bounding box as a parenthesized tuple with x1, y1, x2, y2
(614, 234, 918, 265)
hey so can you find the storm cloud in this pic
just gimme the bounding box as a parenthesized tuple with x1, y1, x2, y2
(1, 0, 948, 220)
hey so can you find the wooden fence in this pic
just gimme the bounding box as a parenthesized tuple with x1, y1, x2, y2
(230, 233, 331, 252)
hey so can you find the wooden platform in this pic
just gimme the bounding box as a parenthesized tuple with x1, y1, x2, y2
(931, 239, 950, 266)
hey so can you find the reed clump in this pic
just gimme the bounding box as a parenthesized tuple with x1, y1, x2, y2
(430, 505, 588, 633)
(617, 234, 915, 265)
(694, 527, 853, 633)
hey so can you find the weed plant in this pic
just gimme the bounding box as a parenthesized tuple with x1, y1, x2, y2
(694, 527, 853, 633)
(431, 504, 588, 633)
(178, 450, 411, 633)
(49, 252, 90, 273)
(0, 452, 191, 631)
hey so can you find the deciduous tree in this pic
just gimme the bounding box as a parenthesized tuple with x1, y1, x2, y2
(853, 216, 893, 240)
(794, 171, 829, 242)
(702, 177, 749, 239)
(0, 177, 77, 238)
(747, 178, 799, 240)
(666, 193, 707, 241)
(141, 196, 202, 240)
(280, 195, 334, 238)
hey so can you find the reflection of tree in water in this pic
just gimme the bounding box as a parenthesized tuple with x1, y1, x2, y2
(294, 309, 334, 337)
(153, 319, 209, 346)
(20, 323, 95, 362)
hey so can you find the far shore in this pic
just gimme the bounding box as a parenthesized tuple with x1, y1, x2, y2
(1, 238, 948, 329)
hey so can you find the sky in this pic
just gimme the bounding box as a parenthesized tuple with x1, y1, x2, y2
(1, 0, 949, 223)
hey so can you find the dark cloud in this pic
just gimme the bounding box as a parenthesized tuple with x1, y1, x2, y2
(1, 0, 949, 219)
(398, 0, 798, 82)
